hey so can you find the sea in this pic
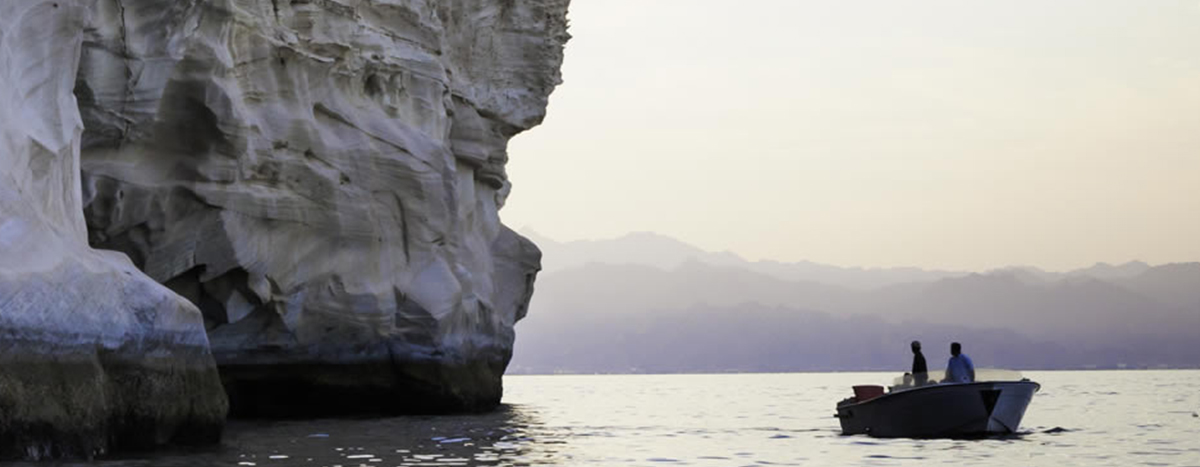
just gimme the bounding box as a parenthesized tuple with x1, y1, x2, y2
(13, 371, 1200, 467)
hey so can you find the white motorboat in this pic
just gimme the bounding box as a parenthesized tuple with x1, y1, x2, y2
(836, 370, 1040, 438)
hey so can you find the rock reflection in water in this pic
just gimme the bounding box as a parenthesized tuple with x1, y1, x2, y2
(9, 404, 563, 467)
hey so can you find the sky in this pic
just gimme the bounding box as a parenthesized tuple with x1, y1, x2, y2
(502, 0, 1200, 272)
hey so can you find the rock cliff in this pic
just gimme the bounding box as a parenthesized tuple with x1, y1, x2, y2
(76, 0, 567, 415)
(0, 1, 227, 459)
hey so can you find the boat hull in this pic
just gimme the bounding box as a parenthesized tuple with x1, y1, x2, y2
(836, 381, 1039, 438)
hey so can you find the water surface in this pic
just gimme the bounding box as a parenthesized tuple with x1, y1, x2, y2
(14, 371, 1200, 466)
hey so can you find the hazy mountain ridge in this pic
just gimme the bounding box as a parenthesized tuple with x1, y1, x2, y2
(523, 229, 970, 289)
(512, 232, 1200, 373)
(523, 229, 1177, 290)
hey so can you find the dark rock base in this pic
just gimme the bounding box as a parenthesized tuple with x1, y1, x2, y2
(0, 342, 227, 460)
(220, 357, 508, 418)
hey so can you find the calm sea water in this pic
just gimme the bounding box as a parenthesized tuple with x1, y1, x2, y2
(13, 371, 1200, 466)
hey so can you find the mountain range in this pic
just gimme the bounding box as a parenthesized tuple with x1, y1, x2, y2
(510, 230, 1200, 374)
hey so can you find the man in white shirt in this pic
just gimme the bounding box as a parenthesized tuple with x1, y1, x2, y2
(945, 342, 976, 383)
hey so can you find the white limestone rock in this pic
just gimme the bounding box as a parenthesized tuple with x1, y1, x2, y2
(77, 0, 568, 414)
(0, 0, 227, 459)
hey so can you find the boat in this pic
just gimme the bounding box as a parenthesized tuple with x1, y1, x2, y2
(835, 369, 1040, 438)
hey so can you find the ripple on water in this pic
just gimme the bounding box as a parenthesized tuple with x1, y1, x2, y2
(865, 454, 927, 460)
(53, 372, 1200, 467)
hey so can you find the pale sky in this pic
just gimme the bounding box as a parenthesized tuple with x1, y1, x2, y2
(503, 0, 1200, 271)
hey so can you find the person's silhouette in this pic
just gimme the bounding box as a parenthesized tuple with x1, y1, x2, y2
(945, 342, 976, 383)
(910, 340, 928, 386)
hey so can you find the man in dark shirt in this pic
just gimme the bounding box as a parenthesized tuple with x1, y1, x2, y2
(911, 340, 928, 386)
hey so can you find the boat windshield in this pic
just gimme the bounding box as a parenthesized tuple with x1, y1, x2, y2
(890, 368, 1024, 389)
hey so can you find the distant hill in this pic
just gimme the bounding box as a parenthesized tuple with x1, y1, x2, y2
(511, 232, 1200, 374)
(525, 229, 753, 272)
(1068, 261, 1152, 280)
(1111, 262, 1200, 310)
(523, 229, 969, 289)
(523, 229, 1177, 290)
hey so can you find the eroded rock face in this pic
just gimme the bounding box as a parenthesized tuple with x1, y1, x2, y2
(0, 1, 227, 459)
(77, 0, 567, 415)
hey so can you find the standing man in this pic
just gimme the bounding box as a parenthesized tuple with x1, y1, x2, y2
(910, 341, 928, 386)
(945, 342, 976, 383)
